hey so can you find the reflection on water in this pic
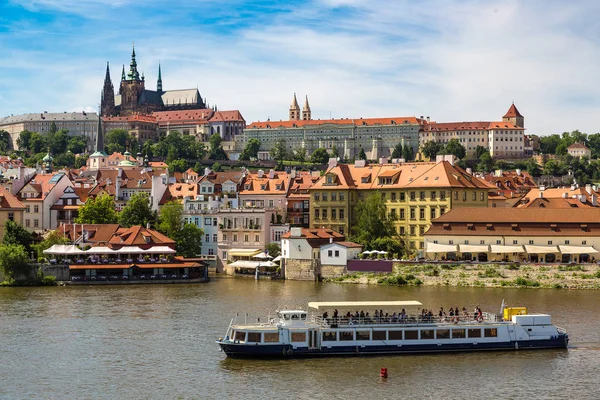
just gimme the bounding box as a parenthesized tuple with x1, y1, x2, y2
(0, 279, 599, 399)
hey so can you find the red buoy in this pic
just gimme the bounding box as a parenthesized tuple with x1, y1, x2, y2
(380, 367, 388, 379)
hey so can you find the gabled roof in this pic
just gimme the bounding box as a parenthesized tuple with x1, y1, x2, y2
(152, 109, 213, 124)
(503, 103, 523, 118)
(58, 223, 120, 243)
(109, 225, 175, 247)
(247, 116, 425, 129)
(0, 185, 25, 209)
(568, 143, 589, 150)
(18, 173, 68, 201)
(240, 171, 289, 195)
(209, 110, 245, 123)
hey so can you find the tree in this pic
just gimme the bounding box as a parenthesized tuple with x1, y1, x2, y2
(74, 155, 88, 169)
(2, 220, 34, 254)
(351, 192, 397, 249)
(0, 129, 11, 153)
(331, 146, 340, 159)
(539, 134, 562, 154)
(0, 244, 31, 281)
(421, 141, 443, 160)
(157, 201, 203, 256)
(239, 138, 261, 161)
(17, 130, 33, 151)
(310, 148, 329, 164)
(293, 147, 307, 164)
(391, 143, 403, 159)
(168, 158, 188, 172)
(208, 133, 228, 160)
(525, 158, 541, 177)
(270, 139, 288, 169)
(47, 129, 69, 154)
(157, 201, 184, 239)
(266, 242, 281, 258)
(211, 161, 223, 172)
(477, 152, 494, 173)
(402, 145, 414, 161)
(555, 142, 568, 156)
(358, 148, 367, 161)
(372, 236, 404, 259)
(543, 159, 560, 176)
(67, 136, 88, 154)
(53, 152, 76, 168)
(75, 194, 118, 224)
(119, 192, 154, 228)
(105, 129, 129, 153)
(475, 145, 488, 159)
(34, 230, 69, 259)
(443, 139, 466, 160)
(176, 223, 204, 257)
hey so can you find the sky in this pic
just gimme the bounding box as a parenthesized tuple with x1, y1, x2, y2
(1, 0, 599, 136)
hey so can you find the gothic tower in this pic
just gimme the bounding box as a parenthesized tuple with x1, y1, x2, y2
(100, 62, 115, 116)
(302, 95, 311, 120)
(157, 62, 163, 93)
(289, 93, 300, 121)
(119, 45, 146, 115)
(502, 102, 524, 128)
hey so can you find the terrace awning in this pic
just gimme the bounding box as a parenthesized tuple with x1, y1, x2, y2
(490, 245, 525, 253)
(43, 244, 86, 255)
(558, 245, 599, 255)
(227, 249, 261, 257)
(144, 246, 176, 254)
(425, 242, 458, 253)
(524, 245, 560, 253)
(85, 247, 117, 254)
(228, 260, 263, 269)
(458, 244, 490, 253)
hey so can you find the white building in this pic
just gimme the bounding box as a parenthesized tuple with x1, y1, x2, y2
(320, 242, 363, 265)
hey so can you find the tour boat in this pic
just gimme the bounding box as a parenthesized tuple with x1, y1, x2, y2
(216, 300, 568, 358)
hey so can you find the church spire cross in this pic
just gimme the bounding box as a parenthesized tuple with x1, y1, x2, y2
(157, 62, 163, 93)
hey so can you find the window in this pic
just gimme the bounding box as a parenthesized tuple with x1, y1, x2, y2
(419, 226, 425, 235)
(464, 240, 469, 244)
(322, 193, 328, 201)
(421, 330, 435, 339)
(322, 209, 327, 219)
(339, 209, 345, 220)
(34, 219, 39, 228)
(480, 240, 485, 244)
(372, 331, 386, 340)
(529, 240, 534, 245)
(410, 226, 415, 235)
(25, 219, 30, 227)
(472, 192, 477, 201)
(331, 193, 337, 201)
(339, 331, 354, 341)
(452, 329, 466, 338)
(513, 240, 518, 245)
(314, 209, 320, 219)
(8, 212, 14, 221)
(430, 191, 436, 200)
(264, 332, 280, 343)
(26, 205, 30, 213)
(467, 328, 481, 338)
(208, 249, 214, 255)
(484, 328, 497, 338)
(480, 192, 485, 201)
(564, 240, 570, 245)
(328, 250, 333, 257)
(440, 191, 446, 200)
(233, 234, 238, 242)
(404, 330, 418, 340)
(322, 332, 337, 341)
(255, 234, 260, 242)
(496, 240, 501, 245)
(440, 207, 446, 215)
(314, 193, 320, 201)
(400, 192, 406, 201)
(400, 209, 405, 219)
(410, 192, 416, 201)
(436, 329, 450, 339)
(331, 209, 337, 220)
(291, 332, 306, 342)
(247, 332, 261, 343)
(462, 192, 467, 201)
(339, 193, 345, 201)
(205, 234, 210, 242)
(334, 250, 340, 257)
(548, 241, 553, 245)
(388, 330, 403, 340)
(582, 240, 587, 245)
(419, 208, 425, 220)
(213, 234, 218, 242)
(356, 331, 370, 341)
(34, 205, 39, 213)
(420, 191, 426, 200)
(391, 192, 397, 201)
(410, 208, 415, 220)
(244, 234, 249, 242)
(449, 240, 453, 245)
(453, 191, 458, 200)
(204, 217, 212, 225)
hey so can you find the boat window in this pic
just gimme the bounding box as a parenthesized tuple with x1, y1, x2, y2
(468, 328, 482, 338)
(372, 331, 386, 340)
(235, 331, 246, 341)
(300, 313, 307, 321)
(264, 332, 280, 343)
(356, 331, 370, 341)
(291, 314, 299, 320)
(247, 332, 261, 343)
(436, 329, 450, 339)
(452, 329, 466, 338)
(284, 314, 291, 321)
(388, 330, 403, 340)
(484, 328, 498, 338)
(405, 330, 419, 340)
(339, 331, 354, 341)
(421, 330, 435, 340)
(322, 331, 337, 341)
(291, 332, 307, 342)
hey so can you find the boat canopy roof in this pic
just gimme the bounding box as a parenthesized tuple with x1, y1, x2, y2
(308, 301, 422, 310)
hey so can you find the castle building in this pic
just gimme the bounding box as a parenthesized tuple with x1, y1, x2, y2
(101, 46, 207, 117)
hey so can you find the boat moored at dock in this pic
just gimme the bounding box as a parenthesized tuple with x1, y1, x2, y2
(216, 300, 568, 358)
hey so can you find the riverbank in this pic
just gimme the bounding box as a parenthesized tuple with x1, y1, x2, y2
(327, 263, 600, 289)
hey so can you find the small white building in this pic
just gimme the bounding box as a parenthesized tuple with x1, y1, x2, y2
(281, 227, 345, 261)
(320, 242, 363, 266)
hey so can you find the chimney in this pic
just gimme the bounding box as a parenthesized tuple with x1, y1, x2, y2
(592, 194, 598, 206)
(269, 169, 275, 179)
(290, 169, 296, 179)
(257, 169, 264, 178)
(328, 158, 338, 169)
(290, 227, 302, 237)
(426, 116, 430, 123)
(516, 169, 521, 176)
(539, 191, 543, 199)
(204, 167, 211, 176)
(466, 168, 472, 175)
(586, 184, 592, 195)
(329, 237, 333, 243)
(571, 184, 576, 191)
(436, 155, 444, 163)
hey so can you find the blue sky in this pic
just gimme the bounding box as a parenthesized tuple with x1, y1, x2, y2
(1, 0, 600, 135)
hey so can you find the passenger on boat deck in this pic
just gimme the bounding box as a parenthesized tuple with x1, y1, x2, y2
(323, 311, 328, 320)
(375, 310, 379, 318)
(462, 307, 468, 317)
(333, 309, 339, 319)
(439, 307, 444, 317)
(360, 310, 365, 318)
(449, 308, 454, 317)
(379, 309, 384, 319)
(355, 311, 360, 318)
(346, 311, 351, 318)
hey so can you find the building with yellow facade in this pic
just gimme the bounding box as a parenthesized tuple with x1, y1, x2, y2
(309, 158, 494, 254)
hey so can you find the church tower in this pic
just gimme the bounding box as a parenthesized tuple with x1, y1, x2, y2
(100, 62, 115, 116)
(157, 62, 163, 93)
(119, 45, 146, 115)
(302, 95, 311, 120)
(289, 93, 300, 121)
(502, 102, 524, 128)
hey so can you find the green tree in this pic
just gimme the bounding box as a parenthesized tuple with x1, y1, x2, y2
(310, 148, 329, 164)
(475, 145, 488, 159)
(119, 193, 154, 228)
(208, 133, 228, 160)
(0, 129, 11, 152)
(34, 230, 69, 259)
(358, 148, 367, 161)
(543, 159, 560, 176)
(372, 236, 404, 259)
(391, 142, 403, 159)
(74, 154, 89, 169)
(2, 220, 34, 253)
(351, 192, 397, 249)
(402, 145, 414, 161)
(47, 129, 69, 154)
(539, 134, 562, 154)
(239, 138, 261, 161)
(75, 194, 118, 224)
(17, 130, 33, 151)
(30, 132, 47, 154)
(270, 139, 288, 169)
(331, 146, 340, 159)
(211, 161, 223, 172)
(176, 223, 204, 257)
(443, 139, 466, 160)
(421, 141, 443, 160)
(105, 129, 129, 153)
(168, 158, 188, 172)
(67, 136, 88, 154)
(477, 152, 494, 173)
(0, 244, 31, 281)
(555, 142, 568, 156)
(266, 242, 281, 258)
(525, 158, 541, 177)
(293, 147, 307, 164)
(157, 201, 184, 239)
(53, 152, 76, 168)
(142, 140, 154, 159)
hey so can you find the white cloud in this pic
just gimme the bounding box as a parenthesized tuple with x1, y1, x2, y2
(3, 0, 600, 136)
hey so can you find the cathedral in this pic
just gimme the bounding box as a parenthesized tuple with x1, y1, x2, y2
(101, 46, 207, 117)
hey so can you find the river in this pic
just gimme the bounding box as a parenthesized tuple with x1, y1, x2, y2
(1, 279, 599, 399)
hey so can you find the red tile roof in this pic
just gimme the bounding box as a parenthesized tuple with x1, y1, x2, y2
(503, 103, 523, 118)
(0, 185, 25, 209)
(152, 109, 214, 125)
(247, 117, 425, 129)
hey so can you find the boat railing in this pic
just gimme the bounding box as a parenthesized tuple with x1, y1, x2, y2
(311, 312, 498, 327)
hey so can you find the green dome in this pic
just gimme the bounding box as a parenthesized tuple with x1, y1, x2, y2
(42, 153, 53, 162)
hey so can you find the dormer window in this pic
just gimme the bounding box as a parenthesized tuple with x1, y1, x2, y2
(244, 184, 251, 190)
(260, 184, 267, 190)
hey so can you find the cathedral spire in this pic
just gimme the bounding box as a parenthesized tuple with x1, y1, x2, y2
(157, 62, 163, 93)
(121, 64, 126, 81)
(302, 95, 311, 120)
(101, 62, 115, 116)
(289, 93, 300, 121)
(128, 44, 140, 81)
(104, 62, 111, 82)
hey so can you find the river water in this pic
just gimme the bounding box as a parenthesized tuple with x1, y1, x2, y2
(1, 278, 599, 399)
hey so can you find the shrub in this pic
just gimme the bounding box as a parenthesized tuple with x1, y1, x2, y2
(507, 263, 520, 270)
(514, 277, 540, 287)
(558, 265, 585, 272)
(41, 275, 57, 286)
